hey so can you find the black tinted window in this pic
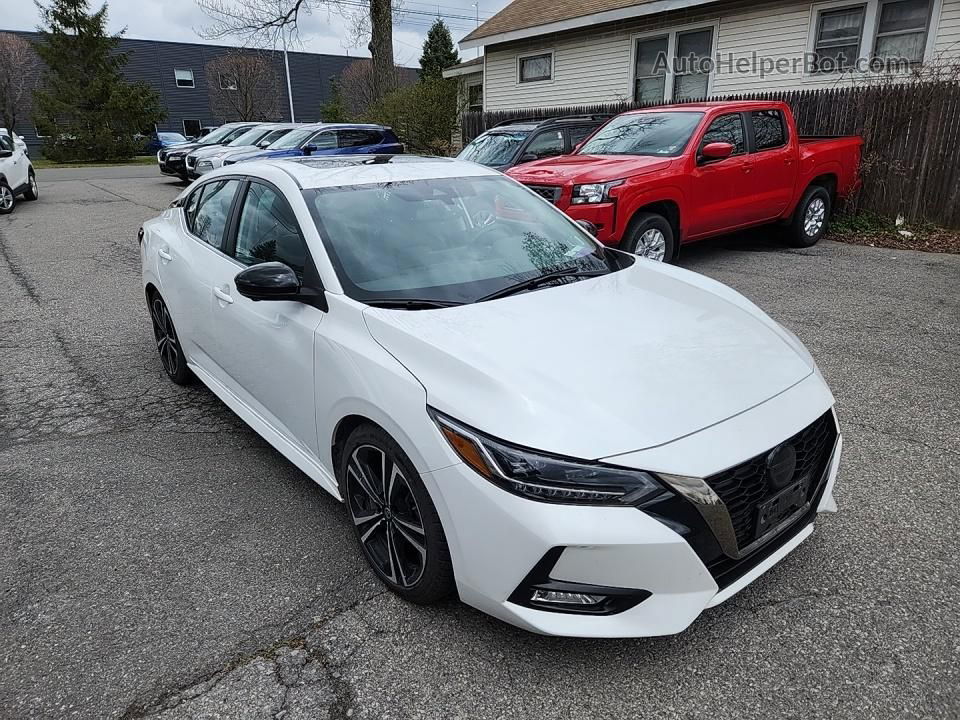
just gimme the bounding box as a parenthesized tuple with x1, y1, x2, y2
(0, 134, 12, 152)
(752, 110, 786, 150)
(567, 125, 595, 147)
(234, 182, 307, 276)
(191, 180, 241, 250)
(701, 114, 745, 154)
(524, 130, 563, 159)
(337, 129, 383, 148)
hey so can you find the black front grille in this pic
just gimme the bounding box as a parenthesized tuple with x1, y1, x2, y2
(525, 184, 561, 204)
(704, 411, 837, 549)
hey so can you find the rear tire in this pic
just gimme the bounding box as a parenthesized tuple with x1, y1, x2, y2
(0, 179, 15, 214)
(621, 212, 676, 263)
(23, 170, 38, 201)
(148, 291, 193, 385)
(789, 185, 831, 248)
(340, 424, 455, 605)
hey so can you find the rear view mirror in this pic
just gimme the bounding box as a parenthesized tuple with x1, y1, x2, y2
(700, 142, 734, 162)
(235, 262, 301, 301)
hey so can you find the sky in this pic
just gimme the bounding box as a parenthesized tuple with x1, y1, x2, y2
(1, 0, 508, 67)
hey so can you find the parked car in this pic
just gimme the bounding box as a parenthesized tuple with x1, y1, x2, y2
(223, 123, 402, 166)
(507, 101, 862, 261)
(0, 130, 38, 214)
(0, 128, 29, 157)
(141, 131, 189, 155)
(457, 115, 611, 171)
(158, 122, 260, 181)
(140, 154, 841, 638)
(186, 123, 300, 179)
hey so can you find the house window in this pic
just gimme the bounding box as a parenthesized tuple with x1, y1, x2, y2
(467, 83, 483, 111)
(874, 0, 931, 62)
(634, 35, 668, 103)
(182, 119, 202, 138)
(174, 69, 195, 88)
(218, 73, 238, 90)
(518, 52, 552, 83)
(813, 5, 867, 71)
(632, 25, 715, 103)
(673, 28, 713, 100)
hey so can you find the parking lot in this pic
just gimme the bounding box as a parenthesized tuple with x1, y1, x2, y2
(1, 165, 958, 719)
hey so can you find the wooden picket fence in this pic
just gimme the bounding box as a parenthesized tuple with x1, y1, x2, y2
(461, 82, 960, 228)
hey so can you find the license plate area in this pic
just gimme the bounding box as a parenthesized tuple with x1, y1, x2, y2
(755, 477, 811, 538)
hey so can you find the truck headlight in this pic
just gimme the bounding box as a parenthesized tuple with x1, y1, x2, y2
(430, 409, 665, 506)
(571, 180, 624, 205)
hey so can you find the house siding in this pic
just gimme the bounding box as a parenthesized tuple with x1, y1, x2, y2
(482, 0, 960, 110)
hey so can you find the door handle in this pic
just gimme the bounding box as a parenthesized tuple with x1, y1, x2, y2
(741, 164, 753, 174)
(157, 247, 173, 262)
(214, 286, 234, 304)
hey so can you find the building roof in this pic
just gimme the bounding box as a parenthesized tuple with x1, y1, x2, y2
(441, 56, 484, 78)
(459, 0, 720, 48)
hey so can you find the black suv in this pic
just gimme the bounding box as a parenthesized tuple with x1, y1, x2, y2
(456, 115, 611, 171)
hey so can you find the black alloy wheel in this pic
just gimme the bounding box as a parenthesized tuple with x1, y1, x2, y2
(149, 293, 191, 385)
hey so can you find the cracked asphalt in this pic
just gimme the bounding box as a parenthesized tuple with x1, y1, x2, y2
(1, 165, 958, 720)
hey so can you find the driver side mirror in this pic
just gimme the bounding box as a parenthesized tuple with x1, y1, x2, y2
(302, 144, 318, 156)
(235, 262, 302, 301)
(699, 142, 734, 163)
(257, 140, 271, 148)
(0, 149, 11, 159)
(519, 152, 538, 163)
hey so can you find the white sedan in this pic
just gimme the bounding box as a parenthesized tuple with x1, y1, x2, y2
(139, 156, 841, 637)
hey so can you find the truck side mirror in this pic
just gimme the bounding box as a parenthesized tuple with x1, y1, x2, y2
(700, 142, 734, 163)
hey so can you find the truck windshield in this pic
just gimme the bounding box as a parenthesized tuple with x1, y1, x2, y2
(578, 112, 703, 157)
(457, 131, 528, 166)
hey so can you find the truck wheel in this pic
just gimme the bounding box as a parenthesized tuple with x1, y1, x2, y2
(622, 212, 675, 262)
(789, 186, 831, 248)
(0, 179, 15, 214)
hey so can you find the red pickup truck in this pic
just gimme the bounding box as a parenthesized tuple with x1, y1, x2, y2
(506, 101, 861, 262)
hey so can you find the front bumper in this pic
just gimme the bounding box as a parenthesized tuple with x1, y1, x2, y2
(159, 156, 187, 177)
(562, 202, 618, 245)
(423, 376, 841, 638)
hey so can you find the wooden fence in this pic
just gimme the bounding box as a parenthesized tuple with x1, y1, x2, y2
(461, 83, 960, 228)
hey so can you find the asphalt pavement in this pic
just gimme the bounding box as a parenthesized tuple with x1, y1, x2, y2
(0, 166, 957, 719)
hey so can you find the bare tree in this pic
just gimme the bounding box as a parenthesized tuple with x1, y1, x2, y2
(196, 0, 397, 103)
(337, 58, 404, 117)
(206, 51, 281, 122)
(0, 33, 41, 132)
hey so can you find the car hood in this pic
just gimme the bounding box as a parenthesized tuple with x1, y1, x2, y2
(162, 142, 205, 157)
(507, 154, 675, 185)
(227, 148, 290, 163)
(190, 144, 252, 159)
(363, 262, 815, 460)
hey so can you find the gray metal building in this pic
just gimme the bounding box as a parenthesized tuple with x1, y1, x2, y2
(8, 31, 416, 153)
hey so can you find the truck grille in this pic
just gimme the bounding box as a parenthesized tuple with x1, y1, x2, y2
(704, 411, 837, 549)
(186, 155, 196, 168)
(525, 184, 561, 204)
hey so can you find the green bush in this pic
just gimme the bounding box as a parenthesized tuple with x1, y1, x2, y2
(366, 77, 462, 155)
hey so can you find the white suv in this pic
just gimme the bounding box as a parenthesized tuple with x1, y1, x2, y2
(0, 130, 37, 214)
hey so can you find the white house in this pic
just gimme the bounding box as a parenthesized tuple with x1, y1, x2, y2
(449, 0, 960, 111)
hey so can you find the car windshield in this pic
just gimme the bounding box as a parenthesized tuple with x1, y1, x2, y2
(228, 127, 270, 147)
(304, 175, 628, 305)
(260, 128, 292, 146)
(270, 128, 316, 149)
(198, 125, 245, 145)
(578, 112, 704, 156)
(158, 133, 186, 142)
(457, 131, 528, 166)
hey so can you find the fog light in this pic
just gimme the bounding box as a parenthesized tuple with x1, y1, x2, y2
(531, 589, 604, 606)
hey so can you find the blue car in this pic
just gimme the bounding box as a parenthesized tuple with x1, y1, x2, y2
(142, 131, 190, 155)
(223, 123, 402, 166)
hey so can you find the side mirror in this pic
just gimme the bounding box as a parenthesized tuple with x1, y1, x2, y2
(700, 142, 734, 162)
(519, 152, 538, 163)
(257, 140, 270, 148)
(234, 262, 301, 301)
(0, 149, 12, 159)
(302, 144, 318, 155)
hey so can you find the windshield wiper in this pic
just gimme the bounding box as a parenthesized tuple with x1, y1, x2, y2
(364, 298, 465, 310)
(476, 268, 609, 303)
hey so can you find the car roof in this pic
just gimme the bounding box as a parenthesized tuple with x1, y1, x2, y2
(240, 155, 500, 189)
(488, 114, 612, 133)
(623, 100, 789, 114)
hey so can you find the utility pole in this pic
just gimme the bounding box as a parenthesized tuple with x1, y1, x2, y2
(281, 30, 295, 122)
(472, 3, 479, 58)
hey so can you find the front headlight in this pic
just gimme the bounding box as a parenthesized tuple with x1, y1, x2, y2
(430, 410, 665, 506)
(571, 180, 624, 204)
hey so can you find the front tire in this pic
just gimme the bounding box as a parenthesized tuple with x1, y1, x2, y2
(0, 180, 15, 214)
(149, 292, 192, 385)
(341, 424, 455, 604)
(621, 212, 676, 262)
(789, 185, 831, 248)
(23, 170, 38, 201)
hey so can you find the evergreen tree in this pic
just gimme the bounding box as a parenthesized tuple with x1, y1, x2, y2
(32, 0, 165, 161)
(418, 19, 459, 80)
(320, 77, 350, 122)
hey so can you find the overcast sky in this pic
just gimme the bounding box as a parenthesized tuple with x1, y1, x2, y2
(2, 0, 506, 67)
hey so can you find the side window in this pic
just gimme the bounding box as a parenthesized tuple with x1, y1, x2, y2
(751, 110, 787, 151)
(191, 179, 241, 250)
(307, 131, 337, 150)
(0, 134, 13, 152)
(524, 130, 564, 159)
(233, 182, 308, 276)
(567, 125, 595, 149)
(337, 129, 384, 148)
(183, 186, 204, 231)
(700, 114, 746, 155)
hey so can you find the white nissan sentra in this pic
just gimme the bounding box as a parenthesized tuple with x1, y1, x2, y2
(139, 155, 841, 638)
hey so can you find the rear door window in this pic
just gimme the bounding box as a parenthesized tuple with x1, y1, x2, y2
(190, 179, 242, 250)
(337, 129, 384, 148)
(751, 110, 787, 150)
(307, 131, 337, 150)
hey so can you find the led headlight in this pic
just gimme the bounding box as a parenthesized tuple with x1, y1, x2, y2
(430, 409, 665, 506)
(571, 179, 624, 205)
(196, 160, 214, 174)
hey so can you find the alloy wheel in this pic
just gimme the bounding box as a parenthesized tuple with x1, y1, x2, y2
(150, 296, 180, 377)
(0, 185, 12, 211)
(636, 228, 666, 261)
(29, 175, 38, 199)
(347, 444, 427, 588)
(804, 197, 826, 237)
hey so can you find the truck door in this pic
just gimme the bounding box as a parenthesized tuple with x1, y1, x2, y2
(687, 112, 751, 238)
(743, 109, 794, 222)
